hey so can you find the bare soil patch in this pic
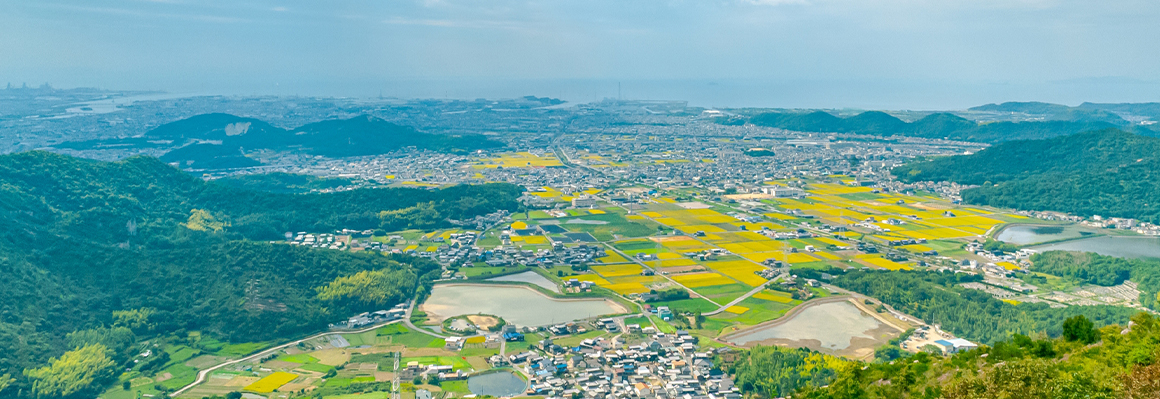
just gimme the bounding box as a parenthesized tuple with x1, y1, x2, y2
(467, 315, 500, 329)
(310, 348, 352, 366)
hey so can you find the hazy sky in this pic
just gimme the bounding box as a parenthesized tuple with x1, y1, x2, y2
(3, 0, 1159, 109)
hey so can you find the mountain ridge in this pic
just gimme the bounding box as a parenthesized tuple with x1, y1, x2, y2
(56, 113, 507, 170)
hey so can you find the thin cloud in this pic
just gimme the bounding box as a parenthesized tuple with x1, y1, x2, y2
(35, 3, 250, 23)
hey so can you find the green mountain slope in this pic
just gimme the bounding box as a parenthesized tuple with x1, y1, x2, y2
(213, 172, 356, 194)
(970, 101, 1129, 124)
(726, 312, 1160, 399)
(0, 151, 521, 396)
(892, 129, 1160, 223)
(58, 114, 507, 170)
(744, 110, 1153, 142)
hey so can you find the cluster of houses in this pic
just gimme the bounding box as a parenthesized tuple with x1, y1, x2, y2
(489, 330, 739, 399)
(448, 209, 509, 231)
(288, 232, 347, 250)
(333, 303, 408, 329)
(476, 243, 609, 268)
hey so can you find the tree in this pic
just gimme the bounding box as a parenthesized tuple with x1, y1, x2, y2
(1062, 315, 1098, 344)
(226, 391, 243, 399)
(23, 344, 117, 398)
(0, 374, 13, 393)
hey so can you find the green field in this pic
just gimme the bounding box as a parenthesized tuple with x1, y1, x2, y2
(439, 380, 471, 394)
(278, 353, 319, 363)
(326, 392, 391, 399)
(649, 315, 677, 333)
(462, 265, 527, 278)
(623, 316, 649, 326)
(613, 240, 661, 251)
(560, 213, 660, 241)
(691, 284, 753, 304)
(713, 296, 800, 325)
(324, 376, 376, 387)
(648, 298, 719, 314)
(300, 362, 336, 373)
(401, 356, 473, 370)
(378, 325, 444, 348)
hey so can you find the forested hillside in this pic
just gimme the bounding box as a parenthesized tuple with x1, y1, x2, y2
(213, 172, 356, 194)
(892, 129, 1160, 223)
(56, 113, 506, 170)
(831, 269, 1135, 343)
(1029, 251, 1160, 309)
(0, 151, 520, 397)
(741, 110, 1156, 142)
(726, 312, 1160, 399)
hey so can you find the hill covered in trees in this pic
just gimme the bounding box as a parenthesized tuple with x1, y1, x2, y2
(740, 109, 1156, 143)
(725, 312, 1160, 399)
(56, 113, 506, 170)
(892, 129, 1160, 223)
(213, 172, 357, 194)
(0, 151, 521, 397)
(831, 269, 1135, 344)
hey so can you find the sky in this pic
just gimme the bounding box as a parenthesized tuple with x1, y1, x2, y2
(2, 0, 1159, 109)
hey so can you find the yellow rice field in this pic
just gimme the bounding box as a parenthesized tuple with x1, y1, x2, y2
(672, 272, 736, 287)
(703, 260, 768, 286)
(862, 257, 911, 270)
(725, 306, 750, 314)
(244, 372, 298, 393)
(752, 290, 795, 303)
(592, 264, 643, 277)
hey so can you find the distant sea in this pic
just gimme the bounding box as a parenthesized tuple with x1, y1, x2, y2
(147, 77, 1160, 111)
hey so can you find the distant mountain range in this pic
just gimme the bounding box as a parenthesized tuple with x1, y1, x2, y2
(970, 101, 1160, 123)
(892, 128, 1160, 223)
(57, 113, 505, 170)
(740, 102, 1159, 143)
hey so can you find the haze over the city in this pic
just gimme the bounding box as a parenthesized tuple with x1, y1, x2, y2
(4, 0, 1159, 109)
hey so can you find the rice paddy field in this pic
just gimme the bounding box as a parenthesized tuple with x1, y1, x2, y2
(473, 151, 563, 169)
(175, 323, 500, 399)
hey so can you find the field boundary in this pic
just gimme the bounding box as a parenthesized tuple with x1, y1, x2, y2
(169, 320, 403, 398)
(717, 296, 851, 343)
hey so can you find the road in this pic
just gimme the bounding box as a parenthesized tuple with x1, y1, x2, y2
(169, 320, 403, 398)
(703, 284, 770, 316)
(716, 295, 853, 343)
(600, 243, 721, 308)
(404, 299, 448, 339)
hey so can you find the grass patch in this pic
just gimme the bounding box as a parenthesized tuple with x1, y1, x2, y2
(649, 316, 677, 334)
(624, 316, 649, 326)
(324, 376, 376, 388)
(158, 363, 199, 390)
(440, 380, 471, 394)
(299, 362, 336, 373)
(278, 353, 318, 364)
(216, 342, 268, 357)
(691, 284, 752, 304)
(649, 298, 719, 314)
(400, 356, 472, 370)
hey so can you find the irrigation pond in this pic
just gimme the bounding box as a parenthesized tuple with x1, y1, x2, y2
(420, 284, 626, 327)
